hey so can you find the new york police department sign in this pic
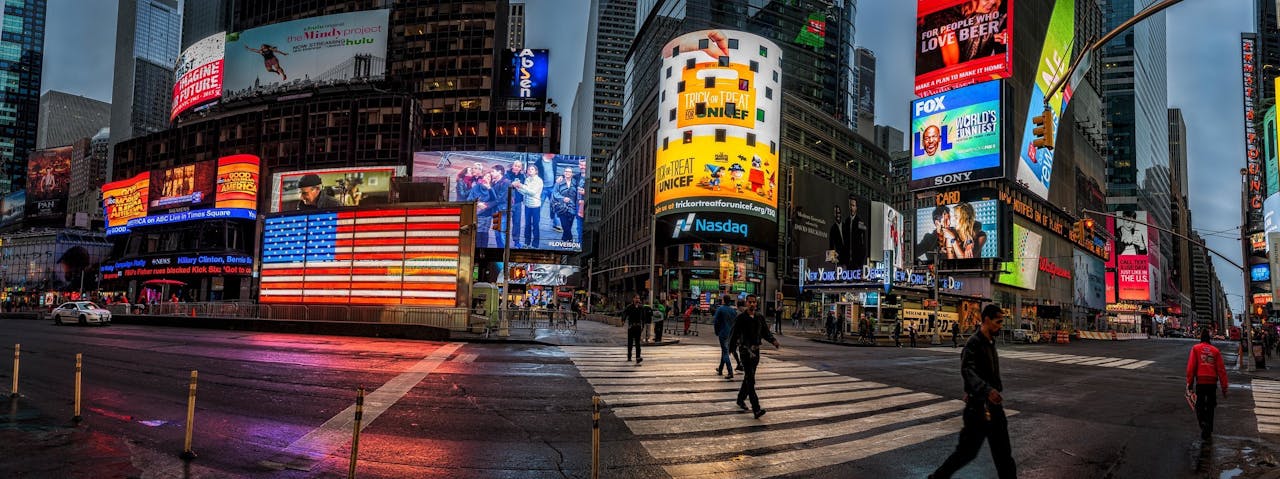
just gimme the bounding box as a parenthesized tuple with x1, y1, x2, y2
(804, 265, 962, 291)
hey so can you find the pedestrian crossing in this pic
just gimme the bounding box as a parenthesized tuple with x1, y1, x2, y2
(926, 347, 1155, 370)
(564, 345, 1017, 478)
(1253, 379, 1280, 435)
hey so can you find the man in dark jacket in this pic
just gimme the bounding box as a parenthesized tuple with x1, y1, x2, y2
(728, 294, 780, 419)
(930, 305, 1016, 479)
(713, 296, 738, 379)
(620, 294, 650, 364)
(952, 321, 962, 348)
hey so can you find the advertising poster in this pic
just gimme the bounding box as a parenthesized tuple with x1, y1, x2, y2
(270, 165, 402, 212)
(149, 160, 217, 214)
(654, 30, 782, 248)
(915, 197, 1001, 261)
(25, 146, 73, 220)
(1244, 36, 1264, 229)
(1112, 210, 1152, 301)
(1267, 95, 1278, 197)
(1252, 263, 1271, 282)
(914, 0, 1013, 98)
(215, 155, 260, 210)
(1013, 0, 1074, 200)
(502, 49, 549, 101)
(788, 171, 870, 272)
(1073, 248, 1106, 310)
(910, 80, 1002, 189)
(996, 222, 1042, 289)
(171, 32, 225, 120)
(259, 206, 464, 307)
(222, 9, 389, 100)
(102, 173, 150, 235)
(870, 202, 906, 270)
(488, 263, 580, 286)
(413, 151, 586, 252)
(0, 190, 24, 227)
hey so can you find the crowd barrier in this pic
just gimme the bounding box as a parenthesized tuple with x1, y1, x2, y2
(1076, 331, 1149, 341)
(100, 302, 473, 331)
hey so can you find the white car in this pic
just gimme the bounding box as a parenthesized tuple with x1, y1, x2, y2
(51, 301, 112, 326)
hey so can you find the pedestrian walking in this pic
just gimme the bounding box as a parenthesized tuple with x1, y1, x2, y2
(713, 296, 738, 380)
(642, 300, 655, 343)
(682, 303, 694, 335)
(728, 294, 780, 419)
(653, 298, 667, 343)
(909, 325, 918, 348)
(825, 311, 837, 341)
(929, 305, 1017, 479)
(773, 304, 784, 335)
(952, 321, 961, 348)
(1186, 328, 1229, 440)
(893, 321, 902, 347)
(621, 295, 650, 364)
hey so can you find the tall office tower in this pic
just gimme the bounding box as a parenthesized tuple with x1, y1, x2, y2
(36, 91, 109, 149)
(508, 1, 525, 49)
(67, 128, 111, 228)
(1255, 0, 1280, 106)
(873, 124, 904, 154)
(853, 47, 875, 137)
(109, 0, 181, 149)
(1167, 108, 1193, 318)
(180, 0, 231, 50)
(1101, 0, 1171, 302)
(0, 0, 47, 194)
(575, 0, 636, 227)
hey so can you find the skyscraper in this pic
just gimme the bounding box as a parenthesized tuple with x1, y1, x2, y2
(873, 125, 904, 154)
(179, 0, 231, 51)
(575, 0, 636, 226)
(1168, 108, 1193, 317)
(37, 91, 110, 149)
(854, 47, 875, 137)
(508, 1, 526, 49)
(1255, 0, 1280, 107)
(109, 0, 181, 150)
(0, 0, 47, 195)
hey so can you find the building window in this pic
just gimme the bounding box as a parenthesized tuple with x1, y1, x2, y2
(683, 131, 693, 143)
(739, 79, 749, 91)
(669, 108, 676, 121)
(747, 133, 756, 146)
(728, 38, 739, 49)
(759, 45, 768, 57)
(757, 109, 765, 122)
(663, 137, 669, 150)
(765, 87, 773, 99)
(771, 141, 777, 154)
(677, 81, 685, 93)
(718, 56, 729, 67)
(750, 60, 758, 72)
(704, 76, 715, 88)
(696, 103, 706, 116)
(686, 58, 695, 70)
(666, 66, 671, 78)
(698, 38, 709, 50)
(715, 129, 726, 142)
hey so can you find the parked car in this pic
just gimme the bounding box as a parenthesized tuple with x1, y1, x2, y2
(1011, 328, 1040, 343)
(51, 301, 112, 326)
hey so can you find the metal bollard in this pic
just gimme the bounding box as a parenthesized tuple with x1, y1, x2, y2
(349, 387, 365, 479)
(10, 344, 18, 398)
(180, 371, 198, 460)
(73, 353, 83, 422)
(592, 395, 601, 479)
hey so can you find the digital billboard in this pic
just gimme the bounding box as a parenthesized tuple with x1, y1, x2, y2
(910, 80, 1002, 189)
(102, 173, 150, 235)
(502, 49, 549, 101)
(215, 155, 260, 210)
(915, 197, 1001, 261)
(259, 206, 466, 306)
(654, 30, 782, 248)
(1013, 0, 1074, 200)
(486, 263, 580, 286)
(413, 151, 586, 252)
(100, 253, 254, 281)
(787, 171, 869, 272)
(1073, 248, 1105, 310)
(870, 201, 905, 270)
(914, 0, 1013, 98)
(26, 146, 72, 220)
(1244, 35, 1264, 230)
(1252, 263, 1271, 282)
(149, 160, 217, 214)
(0, 190, 24, 227)
(222, 9, 389, 101)
(270, 165, 403, 213)
(171, 32, 225, 120)
(996, 223, 1042, 289)
(1111, 211, 1153, 301)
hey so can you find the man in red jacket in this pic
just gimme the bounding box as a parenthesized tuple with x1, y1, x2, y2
(1186, 328, 1229, 440)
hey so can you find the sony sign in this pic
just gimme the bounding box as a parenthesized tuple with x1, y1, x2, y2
(933, 172, 974, 186)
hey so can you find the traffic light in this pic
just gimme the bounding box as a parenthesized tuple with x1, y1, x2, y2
(1083, 218, 1095, 231)
(491, 211, 503, 231)
(1031, 108, 1054, 150)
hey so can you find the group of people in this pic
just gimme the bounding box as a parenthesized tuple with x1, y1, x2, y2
(456, 159, 585, 248)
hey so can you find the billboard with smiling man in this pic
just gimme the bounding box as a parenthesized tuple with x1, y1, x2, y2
(910, 79, 1003, 190)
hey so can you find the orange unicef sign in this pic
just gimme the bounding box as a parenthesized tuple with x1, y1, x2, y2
(215, 154, 260, 210)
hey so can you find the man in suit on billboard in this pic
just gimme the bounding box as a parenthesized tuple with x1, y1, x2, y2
(828, 195, 869, 270)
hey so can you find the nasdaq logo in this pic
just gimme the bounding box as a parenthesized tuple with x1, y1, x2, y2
(673, 213, 748, 239)
(672, 213, 696, 238)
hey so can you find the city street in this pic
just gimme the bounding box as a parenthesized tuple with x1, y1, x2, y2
(2, 318, 1278, 478)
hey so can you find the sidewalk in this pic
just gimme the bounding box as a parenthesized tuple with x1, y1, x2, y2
(451, 319, 691, 347)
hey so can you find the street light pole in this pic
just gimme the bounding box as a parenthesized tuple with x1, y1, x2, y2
(587, 258, 594, 314)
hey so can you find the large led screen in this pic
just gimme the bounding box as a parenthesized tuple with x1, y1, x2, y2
(1252, 263, 1271, 282)
(502, 49, 549, 101)
(486, 263, 580, 286)
(413, 151, 586, 252)
(149, 160, 217, 214)
(26, 146, 72, 220)
(269, 165, 403, 212)
(0, 190, 24, 227)
(1073, 248, 1105, 310)
(100, 253, 254, 281)
(1110, 211, 1153, 301)
(222, 9, 389, 101)
(102, 173, 150, 235)
(787, 171, 870, 272)
(172, 32, 224, 120)
(259, 206, 464, 306)
(910, 80, 1002, 189)
(215, 155, 260, 210)
(996, 222, 1042, 289)
(914, 0, 1013, 98)
(654, 30, 782, 248)
(915, 198, 1001, 260)
(1013, 0, 1074, 199)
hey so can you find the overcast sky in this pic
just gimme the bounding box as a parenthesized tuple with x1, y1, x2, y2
(41, 0, 1255, 312)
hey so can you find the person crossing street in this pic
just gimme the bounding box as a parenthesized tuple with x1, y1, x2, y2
(621, 294, 650, 364)
(728, 294, 780, 419)
(713, 296, 738, 380)
(1186, 328, 1229, 440)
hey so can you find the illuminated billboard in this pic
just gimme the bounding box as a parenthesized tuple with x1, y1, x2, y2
(26, 146, 73, 220)
(149, 160, 217, 214)
(0, 190, 23, 227)
(222, 9, 389, 101)
(487, 263, 580, 286)
(502, 49, 549, 101)
(171, 32, 224, 120)
(258, 206, 466, 306)
(269, 165, 403, 213)
(1073, 248, 1105, 310)
(788, 171, 870, 272)
(1013, 0, 1074, 200)
(655, 30, 782, 248)
(914, 0, 1013, 98)
(1252, 263, 1271, 282)
(1110, 211, 1153, 301)
(870, 201, 905, 270)
(215, 155, 260, 210)
(996, 223, 1042, 289)
(914, 197, 1002, 261)
(413, 151, 586, 252)
(100, 253, 254, 281)
(1244, 35, 1264, 229)
(102, 173, 151, 235)
(910, 80, 1002, 189)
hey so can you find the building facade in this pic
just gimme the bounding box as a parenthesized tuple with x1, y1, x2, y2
(110, 0, 181, 159)
(67, 128, 111, 229)
(1167, 108, 1194, 321)
(0, 0, 47, 195)
(873, 124, 904, 154)
(507, 1, 525, 49)
(575, 0, 636, 227)
(37, 91, 110, 149)
(180, 0, 232, 50)
(853, 47, 875, 137)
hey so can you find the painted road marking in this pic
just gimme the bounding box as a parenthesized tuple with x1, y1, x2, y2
(1254, 379, 1280, 435)
(932, 348, 1154, 370)
(260, 342, 464, 471)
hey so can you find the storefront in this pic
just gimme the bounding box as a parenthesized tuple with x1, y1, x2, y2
(0, 230, 113, 306)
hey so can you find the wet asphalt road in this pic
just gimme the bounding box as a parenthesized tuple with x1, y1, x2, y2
(1, 317, 1277, 478)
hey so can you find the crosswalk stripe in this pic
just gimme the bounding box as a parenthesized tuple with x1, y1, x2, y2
(589, 376, 859, 395)
(623, 390, 930, 436)
(1255, 379, 1280, 435)
(611, 386, 912, 420)
(577, 365, 814, 377)
(923, 347, 1154, 370)
(598, 380, 886, 407)
(585, 371, 840, 386)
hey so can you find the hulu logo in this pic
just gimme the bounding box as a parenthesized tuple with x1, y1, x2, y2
(345, 37, 374, 46)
